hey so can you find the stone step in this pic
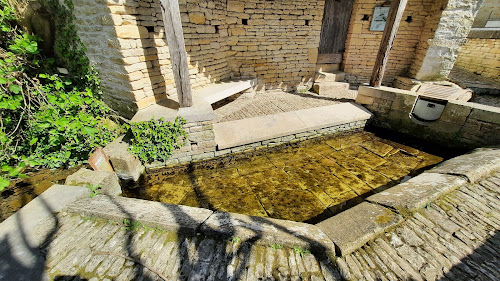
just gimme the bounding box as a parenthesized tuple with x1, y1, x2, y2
(193, 78, 257, 104)
(312, 82, 351, 97)
(316, 63, 340, 72)
(315, 71, 345, 83)
(214, 102, 372, 150)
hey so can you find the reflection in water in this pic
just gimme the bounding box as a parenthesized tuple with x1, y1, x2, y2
(123, 132, 443, 222)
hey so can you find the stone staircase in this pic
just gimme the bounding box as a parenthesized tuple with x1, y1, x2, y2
(312, 64, 352, 99)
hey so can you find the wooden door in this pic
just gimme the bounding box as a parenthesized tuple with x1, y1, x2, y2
(318, 0, 354, 59)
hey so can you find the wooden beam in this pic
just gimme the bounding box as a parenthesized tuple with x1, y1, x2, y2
(369, 0, 408, 87)
(160, 0, 192, 107)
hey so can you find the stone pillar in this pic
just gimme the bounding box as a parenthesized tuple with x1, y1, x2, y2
(413, 0, 485, 81)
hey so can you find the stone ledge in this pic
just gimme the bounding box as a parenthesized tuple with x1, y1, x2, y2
(316, 202, 402, 257)
(66, 195, 213, 236)
(429, 147, 500, 183)
(367, 173, 467, 216)
(200, 212, 336, 258)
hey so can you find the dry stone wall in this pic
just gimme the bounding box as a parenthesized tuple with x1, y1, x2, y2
(356, 86, 500, 149)
(454, 39, 500, 81)
(224, 0, 324, 91)
(343, 0, 438, 85)
(72, 0, 324, 117)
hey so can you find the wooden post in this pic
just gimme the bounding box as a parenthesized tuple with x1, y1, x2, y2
(369, 0, 408, 87)
(160, 0, 192, 107)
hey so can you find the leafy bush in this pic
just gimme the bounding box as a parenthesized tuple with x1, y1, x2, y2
(127, 117, 187, 163)
(0, 0, 121, 190)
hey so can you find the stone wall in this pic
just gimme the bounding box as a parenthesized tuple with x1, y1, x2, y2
(72, 0, 324, 117)
(343, 0, 438, 85)
(224, 0, 324, 91)
(356, 86, 500, 149)
(454, 39, 500, 81)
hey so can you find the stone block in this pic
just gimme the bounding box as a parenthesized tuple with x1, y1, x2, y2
(316, 202, 402, 257)
(439, 100, 472, 125)
(315, 64, 339, 72)
(391, 92, 417, 112)
(115, 26, 148, 39)
(367, 173, 466, 215)
(200, 212, 336, 257)
(312, 82, 350, 96)
(227, 1, 245, 13)
(308, 48, 318, 64)
(103, 136, 145, 181)
(188, 130, 215, 142)
(314, 71, 345, 83)
(65, 168, 122, 196)
(430, 148, 500, 182)
(355, 94, 375, 105)
(67, 196, 213, 236)
(189, 12, 205, 24)
(469, 103, 500, 125)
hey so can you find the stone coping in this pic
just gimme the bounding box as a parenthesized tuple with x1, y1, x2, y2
(214, 102, 373, 149)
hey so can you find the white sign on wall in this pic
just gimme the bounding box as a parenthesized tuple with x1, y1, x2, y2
(370, 7, 390, 31)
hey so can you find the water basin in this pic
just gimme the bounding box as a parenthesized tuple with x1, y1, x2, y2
(123, 131, 445, 223)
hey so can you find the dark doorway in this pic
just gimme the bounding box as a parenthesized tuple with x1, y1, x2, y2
(318, 0, 355, 60)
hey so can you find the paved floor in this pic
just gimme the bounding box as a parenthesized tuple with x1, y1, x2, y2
(337, 172, 500, 281)
(213, 90, 357, 123)
(42, 213, 340, 281)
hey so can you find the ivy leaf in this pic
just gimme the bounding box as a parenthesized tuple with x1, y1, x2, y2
(30, 138, 38, 145)
(0, 77, 7, 84)
(0, 178, 10, 190)
(9, 84, 21, 94)
(83, 126, 98, 135)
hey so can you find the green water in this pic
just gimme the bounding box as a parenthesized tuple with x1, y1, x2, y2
(123, 131, 443, 222)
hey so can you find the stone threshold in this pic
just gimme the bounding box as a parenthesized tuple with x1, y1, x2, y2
(214, 102, 373, 150)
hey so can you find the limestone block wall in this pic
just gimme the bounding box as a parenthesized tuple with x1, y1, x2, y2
(343, 0, 438, 85)
(356, 86, 500, 149)
(454, 39, 500, 81)
(72, 0, 232, 118)
(224, 0, 325, 91)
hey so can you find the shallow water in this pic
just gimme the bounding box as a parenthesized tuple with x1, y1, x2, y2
(123, 131, 444, 223)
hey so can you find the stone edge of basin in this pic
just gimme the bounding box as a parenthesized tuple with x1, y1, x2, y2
(65, 195, 337, 258)
(315, 147, 500, 257)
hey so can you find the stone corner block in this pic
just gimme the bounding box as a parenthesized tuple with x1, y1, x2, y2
(200, 212, 336, 257)
(469, 103, 500, 125)
(367, 173, 466, 215)
(439, 100, 473, 125)
(316, 202, 402, 257)
(65, 168, 122, 196)
(67, 196, 213, 236)
(429, 148, 500, 182)
(103, 135, 145, 181)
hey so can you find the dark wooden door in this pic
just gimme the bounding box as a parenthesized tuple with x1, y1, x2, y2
(318, 0, 354, 55)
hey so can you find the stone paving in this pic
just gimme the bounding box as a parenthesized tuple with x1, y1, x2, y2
(337, 172, 500, 281)
(213, 90, 356, 123)
(42, 213, 340, 281)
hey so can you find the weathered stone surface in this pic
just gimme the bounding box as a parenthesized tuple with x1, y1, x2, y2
(367, 173, 466, 215)
(430, 148, 500, 182)
(227, 1, 245, 12)
(115, 26, 148, 39)
(103, 135, 145, 181)
(65, 168, 122, 196)
(67, 195, 213, 236)
(188, 12, 205, 24)
(316, 202, 402, 257)
(200, 211, 336, 257)
(469, 103, 500, 125)
(314, 71, 345, 83)
(312, 82, 351, 97)
(439, 100, 473, 125)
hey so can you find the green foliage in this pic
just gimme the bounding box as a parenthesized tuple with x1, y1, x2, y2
(122, 219, 164, 233)
(231, 237, 241, 243)
(0, 0, 121, 191)
(127, 117, 187, 164)
(293, 246, 310, 257)
(86, 183, 101, 198)
(270, 243, 283, 250)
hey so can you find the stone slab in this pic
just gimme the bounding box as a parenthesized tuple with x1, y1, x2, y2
(367, 173, 467, 215)
(200, 211, 336, 257)
(295, 103, 373, 131)
(65, 168, 122, 196)
(103, 135, 145, 181)
(0, 185, 89, 280)
(315, 71, 345, 83)
(312, 82, 350, 97)
(316, 202, 402, 257)
(214, 103, 372, 149)
(193, 78, 257, 104)
(131, 99, 215, 123)
(66, 195, 213, 236)
(214, 111, 308, 149)
(429, 148, 500, 182)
